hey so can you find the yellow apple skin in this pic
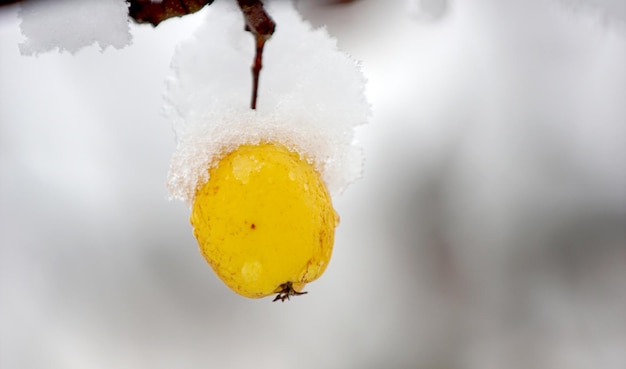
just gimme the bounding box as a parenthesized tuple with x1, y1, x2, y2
(191, 143, 339, 299)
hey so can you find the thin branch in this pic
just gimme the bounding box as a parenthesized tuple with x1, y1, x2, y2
(237, 0, 276, 110)
(129, 0, 214, 26)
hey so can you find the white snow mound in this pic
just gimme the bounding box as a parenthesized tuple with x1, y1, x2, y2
(19, 0, 131, 55)
(166, 1, 370, 204)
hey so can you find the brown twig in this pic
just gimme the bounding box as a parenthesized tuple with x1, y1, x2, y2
(128, 0, 214, 26)
(237, 0, 276, 110)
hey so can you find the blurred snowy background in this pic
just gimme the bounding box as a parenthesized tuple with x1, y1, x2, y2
(1, 0, 625, 368)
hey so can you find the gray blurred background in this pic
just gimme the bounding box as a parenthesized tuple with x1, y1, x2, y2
(1, 0, 625, 368)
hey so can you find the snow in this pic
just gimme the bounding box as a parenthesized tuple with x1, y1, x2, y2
(165, 1, 369, 204)
(18, 0, 131, 55)
(1, 1, 625, 369)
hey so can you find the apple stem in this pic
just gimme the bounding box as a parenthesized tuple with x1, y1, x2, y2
(237, 0, 276, 110)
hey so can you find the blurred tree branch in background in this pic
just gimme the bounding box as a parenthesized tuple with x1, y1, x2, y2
(0, 0, 216, 24)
